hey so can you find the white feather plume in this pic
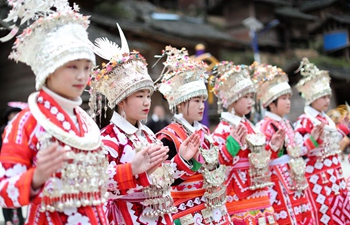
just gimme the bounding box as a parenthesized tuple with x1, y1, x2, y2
(92, 24, 130, 61)
(117, 23, 129, 54)
(93, 37, 122, 60)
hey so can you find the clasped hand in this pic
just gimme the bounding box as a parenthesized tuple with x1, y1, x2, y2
(32, 142, 170, 192)
(131, 143, 169, 175)
(270, 129, 286, 151)
(179, 133, 201, 161)
(311, 123, 324, 141)
(230, 124, 247, 147)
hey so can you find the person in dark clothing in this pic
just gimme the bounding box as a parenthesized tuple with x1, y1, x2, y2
(1, 102, 27, 225)
(146, 105, 169, 133)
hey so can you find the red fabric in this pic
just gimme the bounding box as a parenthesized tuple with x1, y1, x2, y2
(338, 124, 350, 136)
(316, 114, 329, 124)
(211, 121, 235, 164)
(157, 122, 232, 225)
(305, 157, 350, 225)
(257, 116, 316, 224)
(294, 113, 350, 225)
(101, 123, 174, 224)
(157, 124, 196, 178)
(0, 90, 107, 225)
(294, 114, 324, 153)
(114, 163, 136, 190)
(212, 120, 272, 217)
(242, 119, 255, 134)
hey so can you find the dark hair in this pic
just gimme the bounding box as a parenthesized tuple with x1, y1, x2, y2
(114, 98, 128, 113)
(265, 98, 278, 112)
(2, 106, 22, 123)
(175, 100, 190, 115)
(186, 101, 190, 116)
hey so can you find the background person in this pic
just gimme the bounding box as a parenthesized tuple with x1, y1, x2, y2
(211, 61, 276, 224)
(0, 102, 27, 225)
(146, 105, 169, 133)
(156, 46, 232, 225)
(294, 58, 350, 224)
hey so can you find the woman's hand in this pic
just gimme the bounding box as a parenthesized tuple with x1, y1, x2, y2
(131, 144, 168, 175)
(32, 143, 66, 191)
(239, 125, 248, 147)
(270, 129, 286, 151)
(311, 124, 324, 141)
(179, 133, 200, 161)
(230, 124, 247, 147)
(147, 145, 169, 175)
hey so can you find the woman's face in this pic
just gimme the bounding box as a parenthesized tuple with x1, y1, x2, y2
(269, 94, 291, 117)
(311, 95, 331, 112)
(231, 93, 254, 117)
(178, 96, 206, 125)
(46, 59, 92, 100)
(119, 89, 151, 125)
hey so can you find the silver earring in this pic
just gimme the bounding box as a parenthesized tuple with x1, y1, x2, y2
(121, 108, 126, 119)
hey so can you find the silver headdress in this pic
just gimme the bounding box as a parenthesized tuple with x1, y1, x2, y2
(89, 24, 154, 118)
(295, 58, 331, 105)
(2, 0, 108, 212)
(251, 62, 292, 108)
(156, 46, 208, 113)
(211, 61, 255, 111)
(1, 0, 95, 90)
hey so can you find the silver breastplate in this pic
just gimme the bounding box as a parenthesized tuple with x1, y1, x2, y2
(246, 133, 274, 190)
(319, 126, 341, 160)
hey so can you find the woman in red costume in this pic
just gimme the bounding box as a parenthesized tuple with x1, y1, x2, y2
(156, 46, 232, 225)
(294, 58, 350, 225)
(0, 0, 109, 224)
(253, 63, 315, 224)
(89, 26, 174, 224)
(211, 61, 276, 225)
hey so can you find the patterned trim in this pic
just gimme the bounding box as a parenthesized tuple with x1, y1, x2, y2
(305, 136, 318, 150)
(28, 92, 101, 150)
(115, 163, 136, 189)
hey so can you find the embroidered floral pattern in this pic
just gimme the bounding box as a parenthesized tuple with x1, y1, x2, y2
(66, 212, 91, 225)
(37, 94, 93, 137)
(101, 121, 173, 224)
(193, 212, 203, 224)
(0, 91, 107, 224)
(7, 175, 20, 206)
(5, 164, 26, 177)
(170, 161, 186, 178)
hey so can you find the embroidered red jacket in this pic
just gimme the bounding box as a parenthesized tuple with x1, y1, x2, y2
(0, 90, 107, 225)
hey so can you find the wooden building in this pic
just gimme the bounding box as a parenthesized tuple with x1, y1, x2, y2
(1, 0, 350, 125)
(0, 0, 245, 126)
